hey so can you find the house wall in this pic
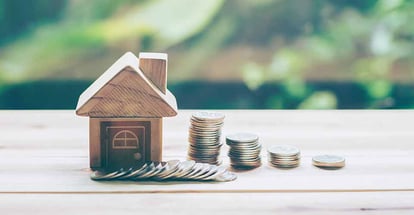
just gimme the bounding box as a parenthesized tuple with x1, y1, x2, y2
(89, 117, 162, 169)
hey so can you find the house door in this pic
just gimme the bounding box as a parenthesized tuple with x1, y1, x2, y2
(104, 125, 147, 170)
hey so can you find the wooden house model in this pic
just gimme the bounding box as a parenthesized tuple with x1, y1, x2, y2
(76, 52, 177, 170)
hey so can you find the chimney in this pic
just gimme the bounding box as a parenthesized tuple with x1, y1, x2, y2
(138, 52, 168, 94)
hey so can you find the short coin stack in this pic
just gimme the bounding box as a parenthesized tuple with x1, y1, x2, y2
(312, 154, 345, 169)
(267, 145, 300, 168)
(226, 133, 261, 169)
(90, 160, 237, 182)
(187, 111, 225, 165)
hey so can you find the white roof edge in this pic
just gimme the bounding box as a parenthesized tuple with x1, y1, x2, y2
(165, 89, 178, 112)
(76, 52, 139, 111)
(139, 52, 167, 60)
(76, 51, 177, 116)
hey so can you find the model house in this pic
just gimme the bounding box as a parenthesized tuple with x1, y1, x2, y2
(76, 52, 177, 170)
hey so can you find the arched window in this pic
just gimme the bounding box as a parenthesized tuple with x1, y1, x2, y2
(112, 130, 139, 149)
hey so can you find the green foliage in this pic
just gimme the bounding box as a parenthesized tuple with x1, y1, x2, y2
(0, 1, 3, 22)
(0, 0, 66, 44)
(241, 0, 414, 109)
(242, 62, 265, 90)
(2, 0, 414, 109)
(282, 76, 308, 99)
(0, 0, 224, 84)
(64, 0, 141, 22)
(298, 91, 337, 109)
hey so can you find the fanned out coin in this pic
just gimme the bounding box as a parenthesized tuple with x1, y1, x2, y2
(226, 133, 262, 169)
(268, 145, 300, 168)
(90, 160, 237, 182)
(187, 111, 225, 165)
(312, 155, 345, 169)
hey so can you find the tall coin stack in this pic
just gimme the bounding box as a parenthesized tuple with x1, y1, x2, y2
(267, 145, 300, 168)
(226, 133, 261, 169)
(187, 111, 225, 165)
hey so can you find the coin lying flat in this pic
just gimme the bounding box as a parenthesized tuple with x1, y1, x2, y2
(192, 111, 225, 121)
(267, 144, 301, 169)
(91, 160, 237, 182)
(312, 155, 345, 169)
(226, 133, 259, 144)
(268, 145, 300, 157)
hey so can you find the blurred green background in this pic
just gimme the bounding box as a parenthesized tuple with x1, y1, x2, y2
(1, 0, 414, 109)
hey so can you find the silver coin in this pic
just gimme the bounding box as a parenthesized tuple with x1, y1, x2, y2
(187, 163, 212, 180)
(204, 166, 227, 181)
(215, 171, 237, 182)
(312, 155, 345, 168)
(197, 165, 219, 180)
(187, 113, 224, 165)
(269, 155, 300, 159)
(188, 154, 220, 160)
(118, 164, 148, 179)
(188, 142, 222, 147)
(232, 160, 262, 165)
(183, 163, 204, 178)
(190, 124, 223, 130)
(270, 164, 299, 169)
(109, 168, 132, 179)
(229, 151, 261, 155)
(226, 133, 261, 169)
(229, 146, 261, 152)
(188, 144, 222, 150)
(155, 160, 181, 180)
(271, 161, 300, 166)
(267, 144, 301, 169)
(267, 145, 300, 157)
(188, 152, 220, 157)
(173, 160, 196, 178)
(134, 162, 157, 180)
(138, 162, 166, 179)
(226, 133, 259, 143)
(192, 111, 225, 121)
(90, 170, 118, 180)
(270, 159, 300, 163)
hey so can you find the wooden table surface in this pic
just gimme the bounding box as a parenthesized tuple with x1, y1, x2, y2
(1, 110, 414, 214)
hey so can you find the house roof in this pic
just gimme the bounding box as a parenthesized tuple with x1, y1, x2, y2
(75, 52, 177, 118)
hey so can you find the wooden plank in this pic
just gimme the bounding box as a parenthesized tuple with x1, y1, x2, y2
(0, 192, 413, 215)
(0, 110, 413, 193)
(1, 110, 413, 151)
(0, 148, 412, 193)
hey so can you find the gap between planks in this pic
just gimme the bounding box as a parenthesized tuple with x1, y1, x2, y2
(1, 188, 414, 195)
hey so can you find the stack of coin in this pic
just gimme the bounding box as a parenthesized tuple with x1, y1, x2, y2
(226, 133, 261, 169)
(267, 145, 300, 168)
(312, 154, 345, 169)
(90, 160, 237, 182)
(187, 111, 225, 165)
